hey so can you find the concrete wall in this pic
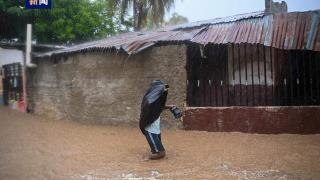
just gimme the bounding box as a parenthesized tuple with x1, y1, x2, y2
(28, 45, 186, 128)
(183, 106, 320, 134)
(0, 48, 23, 66)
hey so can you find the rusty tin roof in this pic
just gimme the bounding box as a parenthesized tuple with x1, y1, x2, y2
(36, 10, 320, 58)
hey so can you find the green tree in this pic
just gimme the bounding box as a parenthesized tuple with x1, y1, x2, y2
(33, 0, 119, 44)
(111, 0, 175, 31)
(165, 12, 188, 26)
(0, 0, 28, 40)
(0, 0, 130, 44)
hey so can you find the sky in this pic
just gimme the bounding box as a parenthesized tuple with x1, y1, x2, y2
(166, 0, 320, 22)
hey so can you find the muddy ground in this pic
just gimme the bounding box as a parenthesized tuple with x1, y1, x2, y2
(0, 107, 320, 180)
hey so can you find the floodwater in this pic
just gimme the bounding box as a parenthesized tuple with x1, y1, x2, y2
(0, 107, 320, 179)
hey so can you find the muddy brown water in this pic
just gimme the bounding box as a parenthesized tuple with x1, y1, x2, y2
(0, 107, 320, 179)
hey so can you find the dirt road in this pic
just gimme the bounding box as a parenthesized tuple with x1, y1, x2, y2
(0, 107, 320, 179)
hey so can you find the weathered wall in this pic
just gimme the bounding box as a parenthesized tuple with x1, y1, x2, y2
(28, 45, 186, 128)
(183, 107, 320, 134)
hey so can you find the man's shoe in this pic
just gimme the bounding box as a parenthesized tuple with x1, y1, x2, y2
(149, 151, 166, 160)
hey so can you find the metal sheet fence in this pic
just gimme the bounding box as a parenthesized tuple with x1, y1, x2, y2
(2, 63, 23, 105)
(187, 44, 320, 107)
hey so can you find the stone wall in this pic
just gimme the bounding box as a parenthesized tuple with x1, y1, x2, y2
(28, 45, 187, 128)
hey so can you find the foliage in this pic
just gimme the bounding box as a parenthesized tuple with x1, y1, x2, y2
(111, 0, 175, 31)
(0, 0, 27, 41)
(33, 0, 116, 44)
(0, 0, 131, 44)
(165, 12, 188, 26)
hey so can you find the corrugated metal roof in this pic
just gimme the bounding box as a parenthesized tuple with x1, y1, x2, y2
(171, 11, 265, 30)
(36, 10, 320, 58)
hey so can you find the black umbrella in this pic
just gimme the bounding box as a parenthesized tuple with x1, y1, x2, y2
(139, 80, 167, 134)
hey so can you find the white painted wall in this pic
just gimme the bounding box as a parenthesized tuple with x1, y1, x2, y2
(0, 47, 23, 66)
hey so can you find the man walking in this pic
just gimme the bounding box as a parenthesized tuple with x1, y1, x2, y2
(139, 80, 174, 160)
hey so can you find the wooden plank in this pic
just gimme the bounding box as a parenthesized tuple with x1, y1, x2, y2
(317, 52, 320, 104)
(270, 48, 275, 105)
(257, 44, 266, 106)
(308, 52, 313, 104)
(263, 46, 268, 105)
(225, 44, 229, 106)
(246, 44, 253, 106)
(244, 43, 249, 106)
(302, 50, 307, 105)
(237, 44, 242, 105)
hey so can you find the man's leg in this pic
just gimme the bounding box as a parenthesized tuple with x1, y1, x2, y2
(144, 131, 165, 159)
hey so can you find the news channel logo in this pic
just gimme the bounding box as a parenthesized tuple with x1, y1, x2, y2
(26, 0, 51, 9)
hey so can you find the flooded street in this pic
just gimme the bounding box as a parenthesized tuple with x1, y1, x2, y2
(0, 107, 320, 179)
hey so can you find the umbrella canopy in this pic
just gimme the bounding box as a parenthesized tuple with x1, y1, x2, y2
(139, 80, 168, 134)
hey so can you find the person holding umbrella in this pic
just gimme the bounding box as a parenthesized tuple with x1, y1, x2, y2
(139, 80, 182, 160)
